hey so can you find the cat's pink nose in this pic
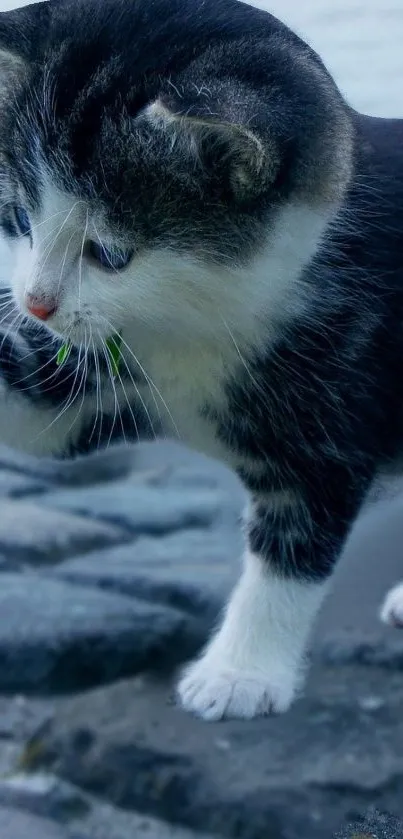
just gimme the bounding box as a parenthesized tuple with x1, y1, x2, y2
(25, 296, 57, 321)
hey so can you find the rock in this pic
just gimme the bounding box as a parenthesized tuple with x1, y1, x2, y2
(77, 800, 217, 839)
(0, 574, 200, 693)
(335, 808, 403, 838)
(0, 501, 125, 565)
(0, 695, 54, 741)
(0, 773, 217, 839)
(0, 695, 55, 781)
(0, 773, 89, 822)
(0, 740, 22, 776)
(20, 664, 403, 839)
(40, 479, 230, 536)
(0, 806, 84, 839)
(0, 439, 242, 496)
(0, 442, 133, 487)
(48, 528, 239, 617)
(316, 496, 403, 641)
(36, 439, 244, 537)
(0, 469, 46, 498)
(0, 439, 403, 839)
(317, 630, 403, 668)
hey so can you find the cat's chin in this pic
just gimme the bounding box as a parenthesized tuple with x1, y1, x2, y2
(46, 319, 116, 350)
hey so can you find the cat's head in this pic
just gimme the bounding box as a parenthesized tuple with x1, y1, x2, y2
(0, 0, 353, 350)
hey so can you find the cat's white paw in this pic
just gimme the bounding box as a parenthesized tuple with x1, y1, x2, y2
(380, 582, 403, 628)
(177, 653, 299, 721)
(177, 552, 324, 721)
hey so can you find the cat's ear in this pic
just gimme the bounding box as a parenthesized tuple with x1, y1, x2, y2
(0, 2, 49, 85)
(0, 46, 25, 95)
(147, 98, 279, 200)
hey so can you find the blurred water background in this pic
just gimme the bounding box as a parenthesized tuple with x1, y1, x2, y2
(251, 0, 403, 117)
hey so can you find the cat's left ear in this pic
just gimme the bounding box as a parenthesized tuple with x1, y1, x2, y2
(146, 98, 279, 201)
(0, 2, 50, 87)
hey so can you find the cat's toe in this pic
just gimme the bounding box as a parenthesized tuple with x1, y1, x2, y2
(380, 582, 403, 628)
(177, 656, 297, 721)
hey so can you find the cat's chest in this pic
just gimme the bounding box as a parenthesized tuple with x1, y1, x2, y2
(127, 339, 232, 463)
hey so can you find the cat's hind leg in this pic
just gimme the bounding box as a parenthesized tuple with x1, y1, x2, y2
(380, 582, 403, 627)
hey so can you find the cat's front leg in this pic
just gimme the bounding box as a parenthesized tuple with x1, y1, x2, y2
(177, 483, 362, 721)
(0, 313, 94, 456)
(178, 549, 327, 720)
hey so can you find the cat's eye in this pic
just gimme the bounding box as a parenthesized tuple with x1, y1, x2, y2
(87, 240, 133, 271)
(14, 206, 31, 238)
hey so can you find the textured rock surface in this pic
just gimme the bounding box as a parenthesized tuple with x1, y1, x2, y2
(0, 806, 86, 839)
(0, 500, 124, 565)
(16, 667, 403, 839)
(335, 810, 403, 839)
(48, 535, 231, 619)
(0, 775, 216, 839)
(0, 799, 205, 839)
(0, 439, 402, 838)
(0, 573, 199, 693)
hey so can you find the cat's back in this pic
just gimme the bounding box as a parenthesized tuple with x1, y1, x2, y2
(355, 113, 403, 190)
(334, 113, 403, 292)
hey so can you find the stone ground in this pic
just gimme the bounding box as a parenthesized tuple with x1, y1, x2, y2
(0, 1, 403, 838)
(0, 441, 402, 838)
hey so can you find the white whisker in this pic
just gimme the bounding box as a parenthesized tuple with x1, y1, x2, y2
(78, 209, 89, 314)
(88, 323, 104, 448)
(33, 332, 87, 441)
(99, 315, 179, 438)
(98, 331, 127, 448)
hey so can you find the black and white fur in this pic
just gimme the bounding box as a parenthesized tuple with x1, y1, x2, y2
(0, 0, 402, 720)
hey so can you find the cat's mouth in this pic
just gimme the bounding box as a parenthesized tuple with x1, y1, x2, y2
(21, 292, 116, 350)
(36, 310, 117, 351)
(57, 331, 123, 376)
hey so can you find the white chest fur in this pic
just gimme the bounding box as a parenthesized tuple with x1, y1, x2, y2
(121, 329, 235, 465)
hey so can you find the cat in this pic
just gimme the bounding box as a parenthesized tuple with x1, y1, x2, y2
(381, 583, 403, 628)
(0, 0, 402, 721)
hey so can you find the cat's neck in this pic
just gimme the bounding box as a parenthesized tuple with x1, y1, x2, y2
(121, 200, 335, 373)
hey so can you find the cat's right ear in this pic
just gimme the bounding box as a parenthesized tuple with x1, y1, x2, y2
(0, 45, 25, 94)
(0, 2, 50, 86)
(145, 98, 278, 201)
